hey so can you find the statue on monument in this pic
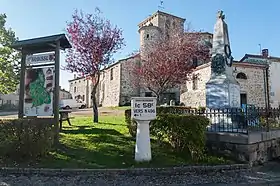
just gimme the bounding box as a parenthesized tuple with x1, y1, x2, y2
(217, 10, 225, 20)
(211, 53, 225, 75)
(210, 10, 234, 76)
(211, 45, 234, 75)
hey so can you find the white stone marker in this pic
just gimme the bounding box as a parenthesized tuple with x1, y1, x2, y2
(131, 97, 157, 162)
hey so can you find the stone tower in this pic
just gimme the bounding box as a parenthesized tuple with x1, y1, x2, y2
(138, 11, 186, 59)
(138, 23, 162, 60)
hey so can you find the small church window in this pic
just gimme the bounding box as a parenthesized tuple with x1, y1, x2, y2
(146, 34, 150, 39)
(110, 68, 114, 80)
(192, 75, 198, 90)
(166, 33, 170, 40)
(173, 21, 176, 28)
(236, 72, 247, 80)
(192, 57, 198, 67)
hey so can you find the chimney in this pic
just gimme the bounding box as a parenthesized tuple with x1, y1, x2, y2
(74, 74, 76, 79)
(262, 49, 269, 58)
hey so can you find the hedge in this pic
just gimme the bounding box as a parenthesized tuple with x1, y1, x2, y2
(0, 118, 55, 161)
(125, 107, 209, 159)
(125, 106, 205, 137)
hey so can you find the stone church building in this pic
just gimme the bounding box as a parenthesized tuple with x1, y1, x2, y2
(69, 10, 280, 108)
(69, 11, 191, 107)
(181, 50, 280, 108)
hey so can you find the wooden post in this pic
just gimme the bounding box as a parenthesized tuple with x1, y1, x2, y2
(18, 52, 27, 118)
(54, 40, 60, 143)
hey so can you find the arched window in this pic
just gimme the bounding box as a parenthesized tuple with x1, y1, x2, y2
(236, 72, 247, 80)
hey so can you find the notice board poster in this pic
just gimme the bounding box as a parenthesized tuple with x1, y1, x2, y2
(24, 67, 54, 116)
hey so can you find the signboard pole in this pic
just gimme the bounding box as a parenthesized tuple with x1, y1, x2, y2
(54, 40, 60, 143)
(18, 51, 27, 118)
(135, 120, 152, 162)
(131, 97, 157, 162)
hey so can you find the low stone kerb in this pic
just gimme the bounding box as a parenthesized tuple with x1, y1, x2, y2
(0, 164, 250, 176)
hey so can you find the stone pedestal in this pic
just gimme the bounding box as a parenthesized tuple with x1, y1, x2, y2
(206, 75, 240, 109)
(135, 120, 152, 162)
(206, 74, 241, 130)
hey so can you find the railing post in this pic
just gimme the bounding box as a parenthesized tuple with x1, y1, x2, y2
(266, 107, 270, 132)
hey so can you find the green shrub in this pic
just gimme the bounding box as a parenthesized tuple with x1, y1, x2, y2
(125, 109, 137, 138)
(0, 118, 55, 161)
(152, 114, 209, 159)
(125, 107, 209, 159)
(125, 106, 196, 138)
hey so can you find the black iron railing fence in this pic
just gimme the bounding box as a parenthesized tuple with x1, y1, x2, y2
(160, 106, 280, 134)
(202, 107, 280, 134)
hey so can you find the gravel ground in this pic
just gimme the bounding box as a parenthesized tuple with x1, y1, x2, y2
(0, 169, 280, 186)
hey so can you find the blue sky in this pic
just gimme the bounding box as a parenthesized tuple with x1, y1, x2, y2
(1, 0, 279, 90)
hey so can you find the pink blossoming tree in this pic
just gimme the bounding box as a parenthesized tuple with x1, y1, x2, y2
(65, 9, 125, 123)
(132, 30, 210, 104)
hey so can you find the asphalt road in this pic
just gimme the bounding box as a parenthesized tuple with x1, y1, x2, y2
(0, 168, 280, 186)
(0, 107, 125, 119)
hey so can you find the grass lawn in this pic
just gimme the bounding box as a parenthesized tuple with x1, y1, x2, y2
(0, 115, 232, 169)
(32, 115, 232, 169)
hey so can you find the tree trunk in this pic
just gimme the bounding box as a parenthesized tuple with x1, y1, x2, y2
(92, 90, 98, 123)
(148, 87, 161, 105)
(156, 93, 161, 105)
(91, 73, 100, 123)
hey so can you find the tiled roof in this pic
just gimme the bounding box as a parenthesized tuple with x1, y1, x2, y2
(239, 54, 280, 65)
(68, 53, 140, 82)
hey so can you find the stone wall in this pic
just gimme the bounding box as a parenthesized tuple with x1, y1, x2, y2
(98, 63, 121, 107)
(119, 56, 141, 106)
(157, 12, 185, 38)
(138, 12, 159, 28)
(180, 62, 267, 108)
(180, 63, 211, 107)
(69, 78, 89, 101)
(138, 11, 185, 33)
(269, 61, 280, 108)
(234, 63, 266, 108)
(139, 25, 162, 60)
(206, 131, 280, 165)
(59, 90, 72, 100)
(139, 11, 185, 60)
